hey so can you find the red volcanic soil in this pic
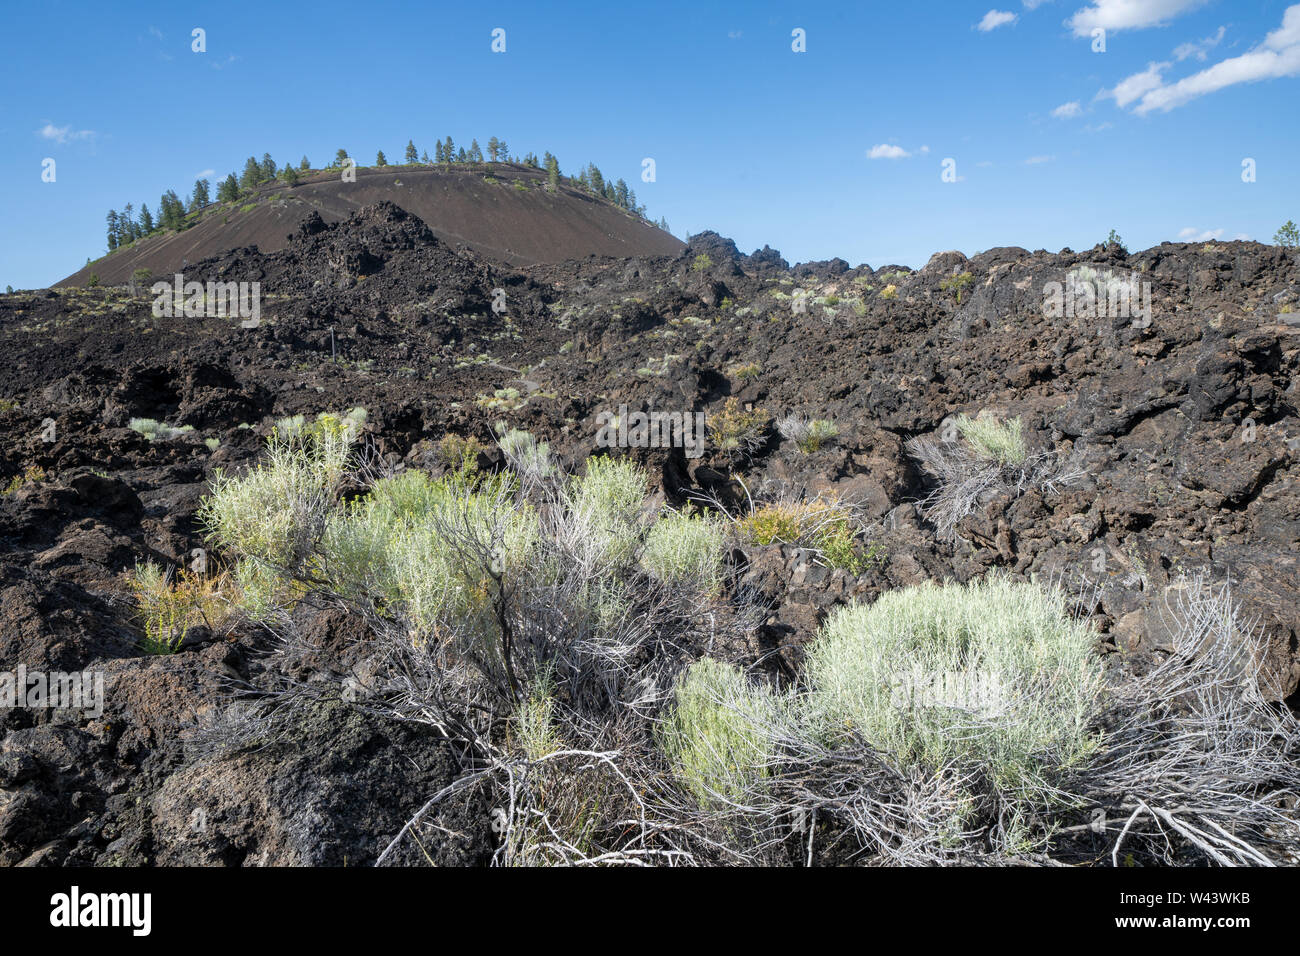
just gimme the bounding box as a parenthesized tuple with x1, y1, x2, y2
(57, 163, 683, 287)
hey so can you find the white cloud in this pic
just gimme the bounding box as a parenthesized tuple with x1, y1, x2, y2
(37, 123, 94, 144)
(195, 169, 215, 180)
(1051, 100, 1083, 117)
(1178, 227, 1224, 241)
(1101, 61, 1169, 107)
(1132, 5, 1300, 114)
(1068, 0, 1206, 37)
(1023, 0, 1051, 8)
(1024, 154, 1056, 164)
(1174, 24, 1225, 60)
(727, 30, 742, 39)
(868, 144, 911, 159)
(919, 145, 931, 153)
(978, 9, 1018, 31)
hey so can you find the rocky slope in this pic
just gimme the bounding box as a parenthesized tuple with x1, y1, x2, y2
(1, 201, 1297, 865)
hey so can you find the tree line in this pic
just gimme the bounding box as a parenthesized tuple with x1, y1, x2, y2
(103, 139, 670, 252)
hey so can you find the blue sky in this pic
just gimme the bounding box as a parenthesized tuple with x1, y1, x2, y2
(3, 0, 1298, 288)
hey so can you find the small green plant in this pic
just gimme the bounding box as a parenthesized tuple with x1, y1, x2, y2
(128, 418, 195, 441)
(496, 424, 553, 480)
(939, 271, 974, 305)
(817, 524, 886, 575)
(709, 397, 771, 460)
(438, 434, 486, 471)
(641, 507, 726, 595)
(779, 416, 839, 453)
(1104, 229, 1126, 252)
(727, 362, 762, 382)
(1274, 220, 1299, 249)
(880, 284, 898, 300)
(513, 671, 563, 762)
(659, 658, 773, 807)
(127, 560, 234, 654)
(2, 464, 47, 495)
(736, 500, 847, 547)
(476, 387, 523, 410)
(954, 413, 1026, 465)
(204, 437, 221, 452)
(691, 253, 713, 272)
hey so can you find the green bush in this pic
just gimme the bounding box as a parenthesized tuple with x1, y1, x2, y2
(954, 413, 1026, 465)
(128, 418, 195, 441)
(805, 577, 1103, 798)
(198, 416, 358, 572)
(496, 424, 552, 480)
(641, 508, 726, 594)
(659, 659, 773, 807)
(569, 456, 647, 566)
(323, 466, 534, 639)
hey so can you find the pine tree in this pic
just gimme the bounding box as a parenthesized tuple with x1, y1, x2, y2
(240, 156, 261, 191)
(445, 137, 455, 162)
(300, 155, 311, 171)
(282, 165, 299, 185)
(159, 190, 185, 231)
(106, 210, 119, 251)
(122, 203, 136, 242)
(615, 178, 629, 209)
(140, 203, 154, 233)
(405, 140, 418, 164)
(487, 136, 501, 162)
(457, 146, 467, 162)
(376, 149, 388, 166)
(190, 179, 210, 212)
(260, 153, 277, 181)
(421, 149, 431, 164)
(334, 148, 350, 168)
(217, 173, 239, 203)
(498, 140, 509, 161)
(435, 141, 445, 163)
